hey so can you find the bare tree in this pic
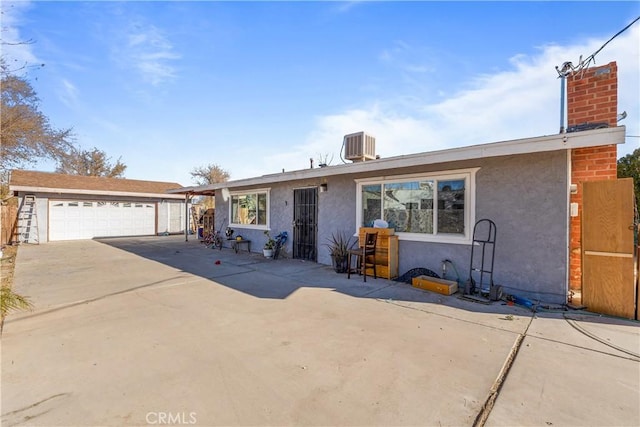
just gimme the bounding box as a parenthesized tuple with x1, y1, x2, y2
(1, 4, 45, 76)
(190, 163, 230, 186)
(190, 163, 230, 208)
(1, 61, 74, 196)
(0, 64, 73, 168)
(617, 148, 639, 211)
(56, 146, 127, 178)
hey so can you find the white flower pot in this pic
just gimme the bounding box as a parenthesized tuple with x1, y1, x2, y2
(263, 249, 273, 258)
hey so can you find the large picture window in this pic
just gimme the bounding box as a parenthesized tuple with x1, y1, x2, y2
(357, 169, 477, 243)
(230, 189, 269, 228)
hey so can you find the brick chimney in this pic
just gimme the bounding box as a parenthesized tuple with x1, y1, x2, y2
(568, 61, 618, 298)
(567, 61, 618, 129)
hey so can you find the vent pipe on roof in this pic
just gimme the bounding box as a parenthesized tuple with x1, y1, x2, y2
(556, 61, 573, 134)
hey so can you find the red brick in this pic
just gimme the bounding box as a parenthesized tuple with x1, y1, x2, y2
(574, 171, 596, 178)
(592, 158, 615, 165)
(573, 152, 595, 159)
(573, 105, 593, 113)
(570, 88, 588, 97)
(570, 99, 590, 108)
(589, 99, 616, 107)
(567, 62, 617, 292)
(594, 170, 616, 177)
(573, 93, 595, 103)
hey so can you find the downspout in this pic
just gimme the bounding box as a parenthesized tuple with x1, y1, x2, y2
(565, 148, 572, 304)
(559, 74, 566, 133)
(556, 60, 575, 303)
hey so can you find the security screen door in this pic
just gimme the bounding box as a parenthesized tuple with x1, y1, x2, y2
(293, 188, 317, 261)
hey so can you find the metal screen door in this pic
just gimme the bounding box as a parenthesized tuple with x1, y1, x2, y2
(293, 188, 317, 261)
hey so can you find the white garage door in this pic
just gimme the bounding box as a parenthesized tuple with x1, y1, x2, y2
(49, 200, 156, 241)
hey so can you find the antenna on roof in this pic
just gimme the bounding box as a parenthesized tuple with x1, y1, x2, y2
(554, 16, 639, 134)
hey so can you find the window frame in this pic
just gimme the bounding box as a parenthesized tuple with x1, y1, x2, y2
(355, 168, 479, 244)
(228, 188, 271, 230)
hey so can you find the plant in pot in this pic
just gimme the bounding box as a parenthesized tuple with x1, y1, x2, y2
(325, 231, 356, 273)
(263, 231, 276, 258)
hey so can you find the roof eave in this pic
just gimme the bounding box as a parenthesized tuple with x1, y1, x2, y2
(9, 186, 186, 199)
(195, 126, 627, 190)
(166, 186, 216, 196)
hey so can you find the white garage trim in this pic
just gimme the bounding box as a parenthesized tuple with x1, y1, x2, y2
(49, 200, 156, 241)
(11, 186, 185, 199)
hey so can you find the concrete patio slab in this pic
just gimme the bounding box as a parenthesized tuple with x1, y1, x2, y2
(2, 236, 638, 426)
(486, 330, 640, 426)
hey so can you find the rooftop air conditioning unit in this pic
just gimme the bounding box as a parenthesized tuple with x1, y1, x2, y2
(344, 132, 376, 162)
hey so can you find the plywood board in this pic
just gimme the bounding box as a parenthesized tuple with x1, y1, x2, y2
(583, 255, 635, 319)
(582, 178, 636, 319)
(583, 178, 634, 254)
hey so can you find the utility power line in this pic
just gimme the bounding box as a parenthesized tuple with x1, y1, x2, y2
(556, 15, 640, 77)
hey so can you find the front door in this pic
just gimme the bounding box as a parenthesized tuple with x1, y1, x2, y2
(582, 178, 636, 319)
(293, 188, 317, 261)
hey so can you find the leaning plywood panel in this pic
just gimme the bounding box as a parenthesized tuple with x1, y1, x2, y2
(582, 179, 635, 319)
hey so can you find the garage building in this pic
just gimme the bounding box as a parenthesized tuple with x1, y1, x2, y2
(9, 170, 186, 243)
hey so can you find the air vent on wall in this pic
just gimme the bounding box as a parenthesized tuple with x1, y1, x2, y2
(344, 132, 376, 162)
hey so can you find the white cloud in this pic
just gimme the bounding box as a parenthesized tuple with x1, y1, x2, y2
(332, 1, 367, 14)
(378, 40, 435, 75)
(290, 24, 640, 174)
(113, 22, 180, 86)
(58, 78, 79, 108)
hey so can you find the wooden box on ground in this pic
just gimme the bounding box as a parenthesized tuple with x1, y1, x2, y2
(412, 275, 458, 295)
(358, 227, 399, 279)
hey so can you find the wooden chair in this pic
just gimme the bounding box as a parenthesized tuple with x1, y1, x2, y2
(347, 232, 378, 282)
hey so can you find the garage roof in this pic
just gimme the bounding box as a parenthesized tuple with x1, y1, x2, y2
(9, 170, 185, 199)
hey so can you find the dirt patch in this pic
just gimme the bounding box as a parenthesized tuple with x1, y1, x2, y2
(1, 244, 25, 332)
(1, 244, 18, 289)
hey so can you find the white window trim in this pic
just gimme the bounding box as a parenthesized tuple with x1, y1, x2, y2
(228, 188, 271, 230)
(355, 168, 479, 245)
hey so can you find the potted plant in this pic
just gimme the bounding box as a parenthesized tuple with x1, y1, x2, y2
(263, 230, 276, 258)
(325, 231, 356, 273)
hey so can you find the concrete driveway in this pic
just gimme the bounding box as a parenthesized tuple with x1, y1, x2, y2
(2, 236, 638, 426)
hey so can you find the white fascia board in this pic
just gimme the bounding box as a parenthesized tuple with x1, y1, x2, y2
(9, 186, 186, 200)
(203, 126, 626, 191)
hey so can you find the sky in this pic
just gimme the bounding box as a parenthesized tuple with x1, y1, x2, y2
(2, 1, 639, 186)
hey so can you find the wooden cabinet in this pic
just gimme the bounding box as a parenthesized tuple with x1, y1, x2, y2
(358, 227, 399, 279)
(202, 208, 215, 236)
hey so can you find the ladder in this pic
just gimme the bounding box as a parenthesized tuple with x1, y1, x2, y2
(190, 206, 200, 233)
(17, 195, 39, 244)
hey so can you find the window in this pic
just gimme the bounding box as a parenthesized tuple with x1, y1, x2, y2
(229, 189, 270, 229)
(356, 169, 477, 244)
